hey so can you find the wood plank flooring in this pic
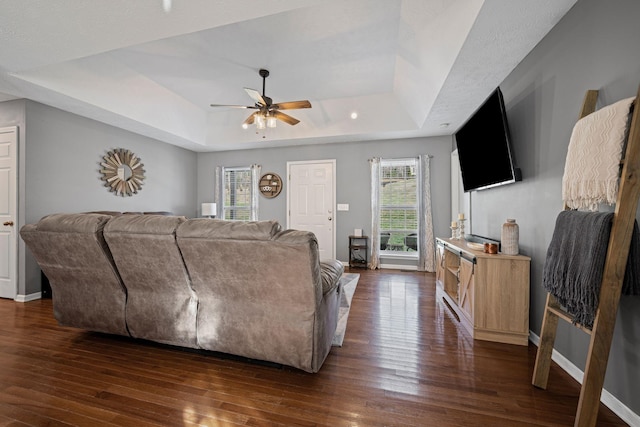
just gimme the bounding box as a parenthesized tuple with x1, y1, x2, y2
(0, 269, 628, 426)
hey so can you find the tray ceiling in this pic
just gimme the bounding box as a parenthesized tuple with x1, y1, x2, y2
(0, 0, 577, 152)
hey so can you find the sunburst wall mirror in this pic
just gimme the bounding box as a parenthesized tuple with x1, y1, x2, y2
(100, 148, 145, 196)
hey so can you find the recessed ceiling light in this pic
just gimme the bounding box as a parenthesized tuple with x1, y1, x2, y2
(350, 112, 358, 120)
(242, 123, 248, 130)
(440, 122, 450, 128)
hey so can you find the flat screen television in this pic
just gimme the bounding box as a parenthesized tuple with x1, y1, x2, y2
(455, 87, 521, 192)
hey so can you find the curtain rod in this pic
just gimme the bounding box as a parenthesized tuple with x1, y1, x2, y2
(368, 154, 433, 161)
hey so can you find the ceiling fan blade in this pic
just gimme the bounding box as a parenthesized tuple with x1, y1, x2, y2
(272, 100, 312, 110)
(243, 111, 259, 125)
(210, 104, 257, 109)
(273, 110, 300, 126)
(244, 88, 270, 107)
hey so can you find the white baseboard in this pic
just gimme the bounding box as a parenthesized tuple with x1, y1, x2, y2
(380, 263, 418, 270)
(341, 260, 419, 271)
(529, 331, 640, 426)
(15, 292, 42, 302)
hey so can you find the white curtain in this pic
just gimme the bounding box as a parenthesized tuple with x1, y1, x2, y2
(369, 157, 381, 269)
(418, 154, 435, 272)
(250, 164, 261, 220)
(215, 166, 222, 217)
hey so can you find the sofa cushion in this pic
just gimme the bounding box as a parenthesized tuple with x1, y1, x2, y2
(143, 211, 174, 216)
(104, 213, 185, 235)
(178, 222, 331, 372)
(20, 213, 129, 336)
(86, 210, 122, 216)
(85, 211, 174, 217)
(103, 214, 197, 348)
(177, 218, 282, 240)
(37, 212, 112, 233)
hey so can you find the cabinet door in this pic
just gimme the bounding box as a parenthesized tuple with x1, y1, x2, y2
(458, 257, 474, 322)
(435, 244, 445, 289)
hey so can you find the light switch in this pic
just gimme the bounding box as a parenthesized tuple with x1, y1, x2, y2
(337, 203, 349, 211)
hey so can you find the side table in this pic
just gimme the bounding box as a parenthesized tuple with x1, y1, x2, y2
(348, 235, 368, 268)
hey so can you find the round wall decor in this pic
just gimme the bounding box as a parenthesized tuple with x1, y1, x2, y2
(259, 173, 282, 198)
(100, 148, 145, 197)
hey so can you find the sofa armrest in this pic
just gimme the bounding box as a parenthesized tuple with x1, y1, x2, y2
(320, 259, 344, 294)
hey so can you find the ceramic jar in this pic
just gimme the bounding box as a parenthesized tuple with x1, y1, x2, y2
(501, 219, 519, 255)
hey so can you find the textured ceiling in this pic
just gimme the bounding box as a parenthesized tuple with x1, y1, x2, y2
(0, 0, 577, 152)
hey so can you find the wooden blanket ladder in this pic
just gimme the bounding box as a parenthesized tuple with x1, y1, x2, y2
(532, 85, 640, 427)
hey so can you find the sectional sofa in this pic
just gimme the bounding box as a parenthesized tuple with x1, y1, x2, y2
(20, 213, 344, 373)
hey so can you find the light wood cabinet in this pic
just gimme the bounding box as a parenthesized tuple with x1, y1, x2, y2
(435, 237, 530, 346)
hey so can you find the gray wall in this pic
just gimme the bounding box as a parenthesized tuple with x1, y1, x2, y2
(197, 136, 452, 263)
(24, 101, 197, 221)
(471, 0, 640, 415)
(0, 100, 198, 296)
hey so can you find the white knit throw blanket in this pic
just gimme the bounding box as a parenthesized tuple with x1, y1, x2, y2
(562, 96, 635, 210)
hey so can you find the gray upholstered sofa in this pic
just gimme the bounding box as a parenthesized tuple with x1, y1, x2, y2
(20, 213, 344, 373)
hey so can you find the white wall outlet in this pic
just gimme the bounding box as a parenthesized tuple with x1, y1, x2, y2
(337, 203, 349, 211)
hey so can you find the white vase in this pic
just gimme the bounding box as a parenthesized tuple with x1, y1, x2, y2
(501, 219, 519, 255)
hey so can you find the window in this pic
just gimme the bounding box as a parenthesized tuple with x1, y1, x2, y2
(380, 158, 418, 254)
(370, 155, 434, 271)
(223, 167, 252, 220)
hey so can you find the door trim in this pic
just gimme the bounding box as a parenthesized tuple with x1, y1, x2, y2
(286, 159, 336, 259)
(0, 126, 18, 300)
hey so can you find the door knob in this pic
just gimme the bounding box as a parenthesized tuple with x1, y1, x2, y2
(3, 221, 14, 226)
(328, 217, 332, 221)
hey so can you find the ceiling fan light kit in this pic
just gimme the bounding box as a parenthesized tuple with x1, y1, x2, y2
(211, 68, 311, 132)
(254, 113, 276, 130)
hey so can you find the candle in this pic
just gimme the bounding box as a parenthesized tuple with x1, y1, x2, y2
(458, 213, 465, 220)
(451, 221, 458, 228)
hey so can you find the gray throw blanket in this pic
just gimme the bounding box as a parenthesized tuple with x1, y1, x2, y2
(542, 210, 640, 328)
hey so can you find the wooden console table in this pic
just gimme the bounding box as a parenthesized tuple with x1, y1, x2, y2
(436, 237, 531, 345)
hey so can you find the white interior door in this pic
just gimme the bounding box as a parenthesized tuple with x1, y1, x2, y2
(0, 126, 18, 299)
(287, 160, 336, 259)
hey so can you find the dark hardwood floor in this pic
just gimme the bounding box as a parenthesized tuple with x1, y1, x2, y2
(0, 269, 628, 426)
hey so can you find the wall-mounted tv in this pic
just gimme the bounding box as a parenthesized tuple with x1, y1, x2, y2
(455, 87, 521, 192)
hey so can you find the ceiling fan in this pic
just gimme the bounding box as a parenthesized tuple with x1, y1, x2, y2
(210, 69, 312, 129)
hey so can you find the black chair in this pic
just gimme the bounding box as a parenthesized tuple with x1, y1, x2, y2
(404, 233, 418, 251)
(380, 232, 390, 250)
